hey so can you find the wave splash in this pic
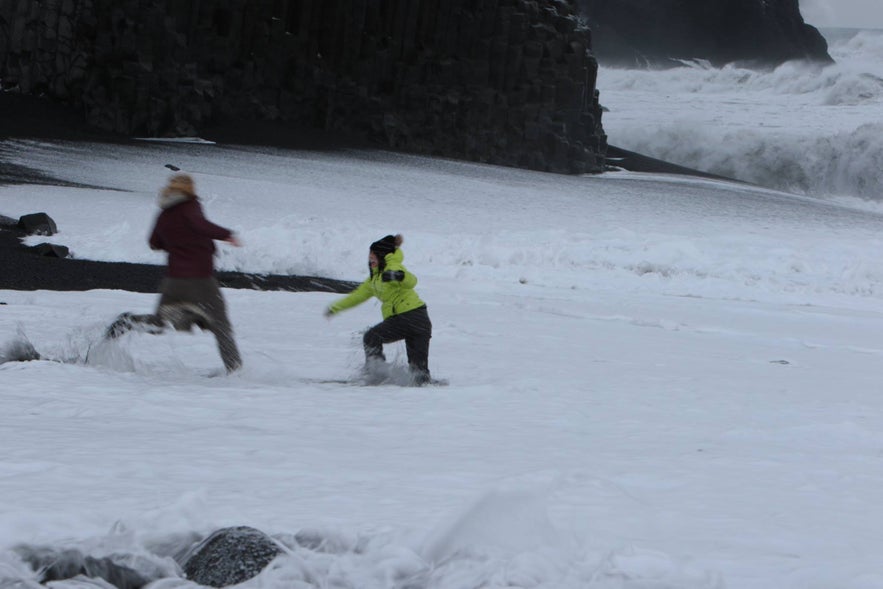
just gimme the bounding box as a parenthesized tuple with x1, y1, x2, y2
(611, 121, 883, 199)
(600, 30, 883, 200)
(0, 485, 721, 589)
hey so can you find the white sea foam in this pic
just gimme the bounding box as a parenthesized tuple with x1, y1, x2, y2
(599, 29, 883, 200)
(5, 139, 883, 305)
(3, 137, 883, 589)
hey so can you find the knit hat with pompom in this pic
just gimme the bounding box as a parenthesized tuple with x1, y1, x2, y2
(370, 234, 403, 259)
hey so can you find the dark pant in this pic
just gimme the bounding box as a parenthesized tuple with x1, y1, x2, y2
(106, 277, 242, 373)
(157, 277, 242, 373)
(363, 306, 432, 375)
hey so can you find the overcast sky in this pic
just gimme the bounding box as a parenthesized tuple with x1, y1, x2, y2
(800, 0, 883, 29)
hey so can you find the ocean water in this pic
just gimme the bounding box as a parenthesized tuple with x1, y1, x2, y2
(3, 26, 883, 589)
(598, 28, 883, 204)
(3, 139, 883, 589)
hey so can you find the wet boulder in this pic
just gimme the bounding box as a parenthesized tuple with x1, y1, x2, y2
(180, 526, 284, 587)
(30, 242, 70, 257)
(18, 212, 58, 236)
(13, 546, 153, 589)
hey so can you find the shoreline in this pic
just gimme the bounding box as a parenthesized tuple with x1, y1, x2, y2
(0, 92, 356, 294)
(0, 223, 357, 294)
(1, 92, 733, 295)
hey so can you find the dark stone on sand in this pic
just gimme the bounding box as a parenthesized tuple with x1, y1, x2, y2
(13, 546, 155, 589)
(30, 242, 70, 258)
(18, 212, 58, 236)
(181, 526, 283, 588)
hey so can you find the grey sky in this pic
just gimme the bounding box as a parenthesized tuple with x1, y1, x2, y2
(800, 0, 883, 29)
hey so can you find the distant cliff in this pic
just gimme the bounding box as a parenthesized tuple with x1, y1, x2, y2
(577, 0, 832, 67)
(0, 0, 607, 174)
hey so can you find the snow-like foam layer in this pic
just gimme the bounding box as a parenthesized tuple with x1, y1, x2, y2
(599, 29, 883, 200)
(4, 139, 883, 304)
(0, 485, 721, 589)
(2, 71, 883, 588)
(608, 120, 883, 198)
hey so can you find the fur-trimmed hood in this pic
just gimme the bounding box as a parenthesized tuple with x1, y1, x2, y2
(158, 188, 194, 210)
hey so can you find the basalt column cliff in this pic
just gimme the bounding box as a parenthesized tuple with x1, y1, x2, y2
(0, 0, 607, 174)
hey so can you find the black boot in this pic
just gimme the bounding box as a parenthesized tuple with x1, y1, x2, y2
(410, 367, 431, 386)
(105, 313, 165, 339)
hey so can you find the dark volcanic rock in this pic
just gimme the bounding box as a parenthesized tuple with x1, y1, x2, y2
(30, 242, 70, 258)
(13, 546, 161, 589)
(0, 0, 607, 174)
(181, 526, 284, 588)
(577, 0, 832, 67)
(18, 212, 58, 236)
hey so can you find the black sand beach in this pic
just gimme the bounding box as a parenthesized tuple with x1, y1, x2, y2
(0, 93, 361, 294)
(1, 92, 724, 295)
(0, 221, 357, 294)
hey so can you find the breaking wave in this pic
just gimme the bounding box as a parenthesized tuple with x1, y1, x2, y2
(600, 29, 883, 200)
(610, 121, 883, 199)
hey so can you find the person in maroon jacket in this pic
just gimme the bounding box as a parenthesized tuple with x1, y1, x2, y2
(106, 173, 242, 373)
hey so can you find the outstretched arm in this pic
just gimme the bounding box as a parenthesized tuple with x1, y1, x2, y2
(326, 279, 374, 316)
(185, 202, 233, 241)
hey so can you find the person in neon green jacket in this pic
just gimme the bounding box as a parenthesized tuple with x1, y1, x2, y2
(324, 234, 432, 384)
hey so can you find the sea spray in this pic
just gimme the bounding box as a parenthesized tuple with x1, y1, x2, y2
(599, 29, 883, 201)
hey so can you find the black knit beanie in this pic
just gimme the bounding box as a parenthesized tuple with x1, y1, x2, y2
(370, 235, 398, 259)
(369, 234, 402, 273)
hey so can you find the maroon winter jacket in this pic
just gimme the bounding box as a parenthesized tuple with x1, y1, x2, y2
(149, 197, 232, 278)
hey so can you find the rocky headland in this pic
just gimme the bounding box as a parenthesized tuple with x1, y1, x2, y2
(577, 0, 832, 67)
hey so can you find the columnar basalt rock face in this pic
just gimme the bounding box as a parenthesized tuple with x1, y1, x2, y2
(577, 0, 832, 67)
(0, 0, 607, 174)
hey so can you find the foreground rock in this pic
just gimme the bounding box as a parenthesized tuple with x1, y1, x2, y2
(13, 545, 178, 589)
(181, 526, 284, 588)
(28, 242, 70, 258)
(9, 527, 289, 589)
(17, 212, 58, 236)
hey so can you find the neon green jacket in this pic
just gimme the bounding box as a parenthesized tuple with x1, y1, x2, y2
(328, 248, 425, 319)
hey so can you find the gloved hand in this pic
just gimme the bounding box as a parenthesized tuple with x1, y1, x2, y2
(323, 307, 334, 319)
(381, 270, 405, 282)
